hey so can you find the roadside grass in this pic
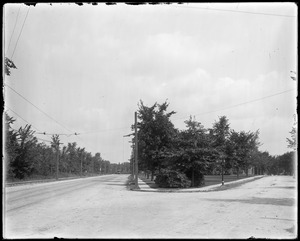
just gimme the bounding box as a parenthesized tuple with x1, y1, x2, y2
(135, 174, 265, 192)
(138, 174, 258, 189)
(209, 176, 265, 191)
(5, 173, 109, 187)
(203, 174, 256, 187)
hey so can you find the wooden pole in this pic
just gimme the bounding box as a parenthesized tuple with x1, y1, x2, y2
(135, 111, 139, 188)
(56, 147, 59, 180)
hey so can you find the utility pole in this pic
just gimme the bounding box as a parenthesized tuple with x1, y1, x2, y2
(56, 146, 59, 180)
(221, 159, 224, 185)
(51, 135, 61, 181)
(123, 134, 134, 179)
(134, 111, 139, 188)
(80, 155, 83, 177)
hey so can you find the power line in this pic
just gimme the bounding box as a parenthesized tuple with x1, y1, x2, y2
(5, 106, 79, 136)
(5, 106, 41, 131)
(81, 126, 129, 134)
(6, 4, 22, 56)
(172, 4, 296, 18)
(173, 88, 297, 121)
(35, 132, 79, 136)
(36, 137, 52, 143)
(5, 83, 74, 133)
(11, 5, 30, 59)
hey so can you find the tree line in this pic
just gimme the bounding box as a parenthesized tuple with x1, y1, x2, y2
(130, 100, 296, 188)
(4, 113, 130, 182)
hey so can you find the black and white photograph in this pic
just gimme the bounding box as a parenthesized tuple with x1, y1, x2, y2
(3, 2, 297, 239)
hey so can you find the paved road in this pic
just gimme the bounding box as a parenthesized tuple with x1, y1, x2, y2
(3, 174, 297, 239)
(5, 174, 126, 213)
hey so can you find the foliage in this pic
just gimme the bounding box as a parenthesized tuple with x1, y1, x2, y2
(4, 57, 17, 76)
(136, 100, 177, 178)
(12, 124, 38, 179)
(3, 114, 127, 181)
(4, 113, 19, 179)
(286, 126, 297, 151)
(228, 129, 260, 175)
(154, 168, 191, 188)
(276, 151, 295, 175)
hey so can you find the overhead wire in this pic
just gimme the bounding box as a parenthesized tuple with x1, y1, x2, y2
(5, 83, 74, 133)
(6, 4, 22, 56)
(36, 137, 52, 143)
(80, 126, 129, 135)
(35, 132, 79, 136)
(11, 4, 30, 59)
(5, 106, 41, 131)
(171, 4, 296, 18)
(173, 88, 296, 121)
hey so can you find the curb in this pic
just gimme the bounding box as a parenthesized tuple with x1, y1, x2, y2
(131, 175, 265, 193)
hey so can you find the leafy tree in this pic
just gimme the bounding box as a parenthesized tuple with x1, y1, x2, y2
(229, 130, 260, 177)
(51, 134, 61, 179)
(31, 143, 55, 177)
(175, 116, 216, 187)
(210, 116, 230, 174)
(286, 126, 297, 151)
(276, 151, 295, 175)
(136, 100, 177, 180)
(93, 152, 102, 173)
(66, 142, 78, 174)
(12, 125, 37, 179)
(4, 113, 19, 180)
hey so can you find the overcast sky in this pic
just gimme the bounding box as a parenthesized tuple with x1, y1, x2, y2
(4, 3, 297, 163)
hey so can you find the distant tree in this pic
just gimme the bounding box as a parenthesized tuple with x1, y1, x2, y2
(51, 134, 61, 179)
(276, 151, 295, 175)
(229, 130, 260, 177)
(77, 147, 85, 176)
(65, 142, 78, 173)
(93, 152, 102, 173)
(31, 143, 55, 177)
(210, 116, 231, 174)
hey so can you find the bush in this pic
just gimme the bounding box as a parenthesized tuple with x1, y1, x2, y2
(155, 169, 191, 188)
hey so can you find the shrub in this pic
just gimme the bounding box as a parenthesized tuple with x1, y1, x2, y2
(155, 169, 191, 188)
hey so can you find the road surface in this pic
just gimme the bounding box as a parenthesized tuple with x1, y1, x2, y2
(3, 174, 297, 239)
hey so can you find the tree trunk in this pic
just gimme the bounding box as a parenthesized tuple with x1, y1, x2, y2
(237, 167, 239, 179)
(151, 169, 154, 181)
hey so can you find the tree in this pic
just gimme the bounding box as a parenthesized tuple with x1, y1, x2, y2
(229, 130, 260, 177)
(176, 116, 215, 187)
(136, 100, 177, 180)
(210, 116, 230, 174)
(51, 134, 61, 179)
(12, 124, 37, 179)
(276, 152, 295, 175)
(65, 142, 78, 174)
(33, 143, 55, 177)
(4, 113, 19, 180)
(286, 126, 297, 151)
